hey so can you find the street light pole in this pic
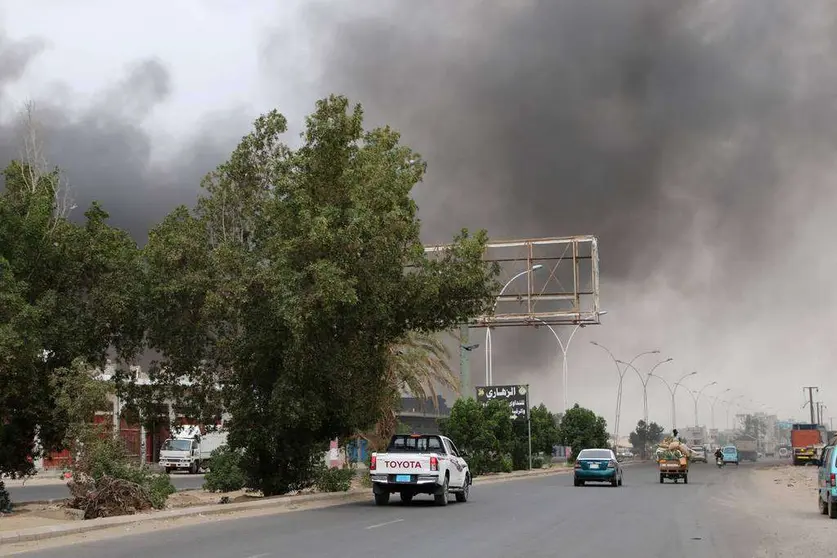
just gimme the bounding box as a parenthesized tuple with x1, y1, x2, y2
(710, 389, 731, 430)
(692, 382, 718, 426)
(534, 312, 607, 414)
(590, 343, 659, 449)
(671, 371, 697, 430)
(484, 265, 543, 386)
(649, 370, 696, 430)
(618, 358, 673, 426)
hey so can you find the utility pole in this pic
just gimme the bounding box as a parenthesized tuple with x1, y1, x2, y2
(816, 401, 823, 426)
(804, 387, 819, 424)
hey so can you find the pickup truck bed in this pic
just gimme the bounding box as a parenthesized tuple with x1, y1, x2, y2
(369, 434, 471, 506)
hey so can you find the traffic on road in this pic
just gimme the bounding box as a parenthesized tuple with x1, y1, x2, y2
(8, 459, 789, 558)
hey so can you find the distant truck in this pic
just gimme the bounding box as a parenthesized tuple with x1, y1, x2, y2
(736, 436, 758, 462)
(158, 425, 228, 474)
(791, 423, 826, 466)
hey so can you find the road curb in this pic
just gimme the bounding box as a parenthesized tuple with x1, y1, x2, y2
(0, 490, 370, 545)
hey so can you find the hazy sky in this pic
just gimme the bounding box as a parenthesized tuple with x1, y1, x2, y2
(3, 0, 837, 434)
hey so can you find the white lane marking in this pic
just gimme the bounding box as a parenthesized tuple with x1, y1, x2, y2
(365, 518, 405, 530)
(244, 553, 271, 558)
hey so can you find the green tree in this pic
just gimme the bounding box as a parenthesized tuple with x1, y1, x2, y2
(511, 403, 560, 470)
(50, 358, 113, 463)
(628, 420, 665, 458)
(740, 414, 766, 439)
(0, 147, 143, 484)
(440, 397, 515, 476)
(557, 404, 609, 461)
(142, 96, 498, 495)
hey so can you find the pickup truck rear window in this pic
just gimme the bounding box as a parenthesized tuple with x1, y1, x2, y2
(387, 435, 444, 453)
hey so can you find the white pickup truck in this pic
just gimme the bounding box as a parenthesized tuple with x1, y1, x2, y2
(369, 433, 471, 506)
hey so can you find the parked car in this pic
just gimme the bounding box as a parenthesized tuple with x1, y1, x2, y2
(574, 448, 623, 487)
(818, 444, 837, 518)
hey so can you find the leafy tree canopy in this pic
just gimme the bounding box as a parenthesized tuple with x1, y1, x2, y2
(141, 95, 499, 495)
(0, 158, 143, 479)
(557, 403, 609, 460)
(628, 419, 665, 453)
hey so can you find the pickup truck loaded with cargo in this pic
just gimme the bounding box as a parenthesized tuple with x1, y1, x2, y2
(369, 434, 471, 506)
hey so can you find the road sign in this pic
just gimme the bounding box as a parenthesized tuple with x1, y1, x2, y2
(475, 384, 529, 420)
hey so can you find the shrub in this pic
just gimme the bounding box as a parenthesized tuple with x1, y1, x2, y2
(203, 446, 247, 493)
(314, 465, 355, 493)
(70, 436, 175, 516)
(531, 455, 545, 469)
(500, 454, 514, 473)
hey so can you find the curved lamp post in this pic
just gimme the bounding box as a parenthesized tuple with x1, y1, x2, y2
(686, 381, 718, 426)
(533, 311, 607, 414)
(649, 370, 697, 430)
(591, 343, 660, 448)
(617, 357, 674, 426)
(484, 265, 543, 385)
(710, 389, 731, 430)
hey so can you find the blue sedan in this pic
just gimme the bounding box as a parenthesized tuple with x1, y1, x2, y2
(574, 448, 623, 487)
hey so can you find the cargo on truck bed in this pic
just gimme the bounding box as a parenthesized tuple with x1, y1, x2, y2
(369, 434, 471, 506)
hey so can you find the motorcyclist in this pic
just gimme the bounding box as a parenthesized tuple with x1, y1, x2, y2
(714, 447, 724, 462)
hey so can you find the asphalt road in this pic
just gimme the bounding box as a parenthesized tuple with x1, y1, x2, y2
(16, 461, 772, 558)
(6, 474, 206, 503)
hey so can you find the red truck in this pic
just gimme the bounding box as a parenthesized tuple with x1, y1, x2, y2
(791, 423, 825, 465)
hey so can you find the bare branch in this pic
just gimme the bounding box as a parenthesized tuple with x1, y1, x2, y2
(16, 101, 76, 221)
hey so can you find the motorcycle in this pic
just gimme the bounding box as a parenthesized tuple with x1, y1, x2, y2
(716, 456, 725, 468)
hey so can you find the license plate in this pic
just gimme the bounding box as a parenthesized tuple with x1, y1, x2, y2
(395, 475, 411, 483)
(589, 463, 599, 469)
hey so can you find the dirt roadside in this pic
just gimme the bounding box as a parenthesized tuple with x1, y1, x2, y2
(731, 464, 834, 557)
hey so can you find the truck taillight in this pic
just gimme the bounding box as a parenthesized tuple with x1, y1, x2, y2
(370, 455, 377, 471)
(430, 456, 438, 471)
(831, 473, 835, 485)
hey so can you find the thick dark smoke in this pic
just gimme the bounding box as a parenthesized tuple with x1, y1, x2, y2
(295, 0, 833, 279)
(285, 0, 837, 421)
(0, 32, 244, 241)
(3, 1, 837, 426)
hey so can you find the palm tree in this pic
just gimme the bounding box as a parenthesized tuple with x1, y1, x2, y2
(366, 330, 460, 451)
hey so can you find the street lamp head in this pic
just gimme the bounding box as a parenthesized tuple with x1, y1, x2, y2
(531, 264, 544, 271)
(664, 357, 673, 363)
(597, 310, 608, 316)
(651, 350, 661, 354)
(689, 371, 697, 376)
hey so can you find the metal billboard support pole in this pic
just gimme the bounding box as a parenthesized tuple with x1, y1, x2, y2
(528, 416, 533, 470)
(526, 384, 532, 470)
